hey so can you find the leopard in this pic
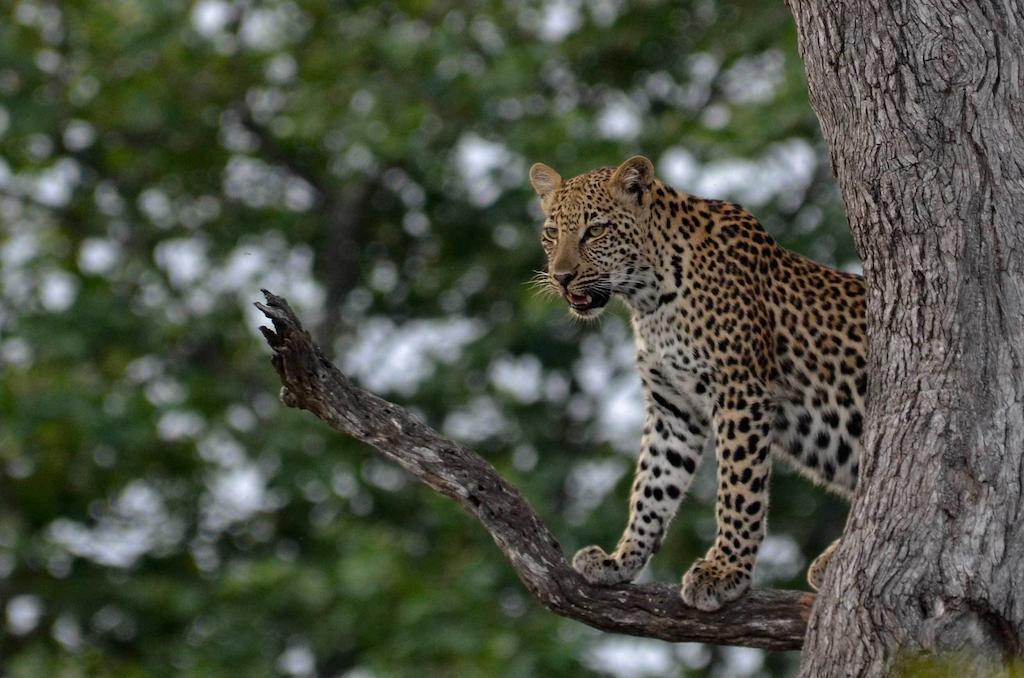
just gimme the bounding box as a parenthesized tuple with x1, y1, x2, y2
(528, 155, 866, 611)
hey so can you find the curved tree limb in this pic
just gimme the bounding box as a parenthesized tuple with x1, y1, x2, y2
(255, 290, 814, 651)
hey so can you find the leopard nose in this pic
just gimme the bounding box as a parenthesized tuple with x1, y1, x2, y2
(553, 271, 576, 289)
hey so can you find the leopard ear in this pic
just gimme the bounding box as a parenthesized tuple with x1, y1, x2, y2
(608, 155, 654, 207)
(529, 163, 562, 202)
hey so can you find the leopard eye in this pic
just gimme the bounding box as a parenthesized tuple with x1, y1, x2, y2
(543, 227, 558, 240)
(585, 224, 607, 239)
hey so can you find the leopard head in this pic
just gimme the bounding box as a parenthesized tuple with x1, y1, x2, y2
(528, 155, 656, 319)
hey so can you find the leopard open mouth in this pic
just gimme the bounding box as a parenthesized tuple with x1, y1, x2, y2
(567, 288, 611, 313)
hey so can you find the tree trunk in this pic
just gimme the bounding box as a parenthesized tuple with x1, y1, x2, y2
(787, 0, 1024, 674)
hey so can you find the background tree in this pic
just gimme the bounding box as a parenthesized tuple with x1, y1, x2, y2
(788, 0, 1024, 674)
(1, 1, 859, 675)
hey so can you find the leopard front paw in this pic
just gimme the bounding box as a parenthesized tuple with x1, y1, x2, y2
(680, 557, 751, 611)
(572, 545, 635, 585)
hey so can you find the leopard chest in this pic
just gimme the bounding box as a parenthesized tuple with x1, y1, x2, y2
(632, 308, 714, 411)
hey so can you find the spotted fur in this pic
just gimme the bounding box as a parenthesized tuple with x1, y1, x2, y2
(529, 156, 865, 611)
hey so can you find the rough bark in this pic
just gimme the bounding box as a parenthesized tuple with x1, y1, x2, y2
(787, 0, 1024, 674)
(255, 290, 814, 651)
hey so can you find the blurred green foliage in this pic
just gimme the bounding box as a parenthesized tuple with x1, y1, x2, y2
(0, 0, 856, 675)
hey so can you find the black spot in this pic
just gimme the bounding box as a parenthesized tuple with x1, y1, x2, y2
(665, 449, 683, 468)
(681, 456, 696, 474)
(815, 431, 831, 449)
(725, 421, 737, 441)
(652, 392, 686, 420)
(823, 410, 840, 429)
(847, 411, 863, 438)
(747, 434, 760, 452)
(745, 501, 762, 516)
(797, 413, 813, 436)
(837, 439, 853, 464)
(667, 485, 680, 499)
(652, 488, 664, 501)
(855, 375, 867, 397)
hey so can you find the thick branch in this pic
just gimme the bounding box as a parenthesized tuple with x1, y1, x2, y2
(255, 290, 814, 651)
